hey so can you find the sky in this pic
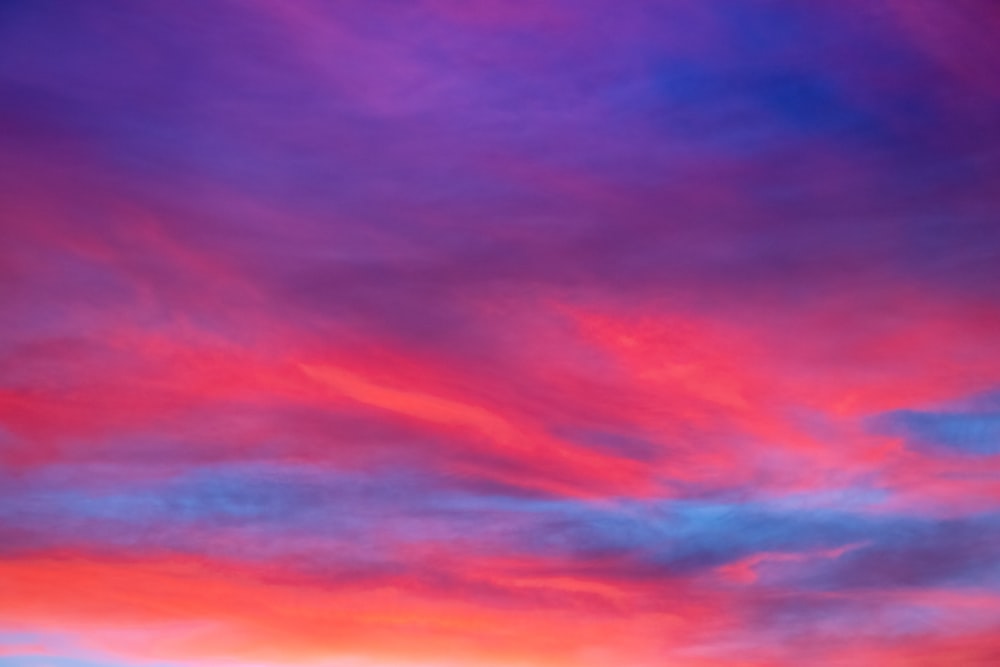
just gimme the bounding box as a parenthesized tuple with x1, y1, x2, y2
(1, 1, 1000, 666)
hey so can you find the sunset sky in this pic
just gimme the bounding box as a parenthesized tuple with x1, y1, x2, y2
(2, 1, 1000, 666)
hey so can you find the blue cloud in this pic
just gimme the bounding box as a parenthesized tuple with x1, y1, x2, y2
(875, 409, 1000, 455)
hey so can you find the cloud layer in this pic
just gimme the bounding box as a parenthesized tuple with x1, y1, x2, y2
(2, 1, 1000, 665)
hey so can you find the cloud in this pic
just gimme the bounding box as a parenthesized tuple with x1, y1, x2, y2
(3, 0, 1000, 665)
(875, 409, 1000, 456)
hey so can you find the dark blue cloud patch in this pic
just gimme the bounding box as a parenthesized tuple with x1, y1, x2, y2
(752, 72, 864, 133)
(641, 61, 874, 150)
